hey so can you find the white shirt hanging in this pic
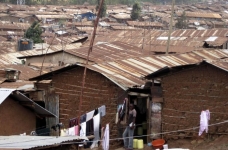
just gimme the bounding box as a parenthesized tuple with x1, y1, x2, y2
(102, 124, 109, 150)
(199, 110, 210, 136)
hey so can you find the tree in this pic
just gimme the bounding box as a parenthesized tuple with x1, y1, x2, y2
(24, 21, 43, 44)
(175, 11, 188, 29)
(96, 0, 107, 18)
(131, 2, 141, 20)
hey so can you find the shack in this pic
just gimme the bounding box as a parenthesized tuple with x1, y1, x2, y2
(0, 88, 56, 136)
(146, 60, 228, 140)
(29, 64, 153, 145)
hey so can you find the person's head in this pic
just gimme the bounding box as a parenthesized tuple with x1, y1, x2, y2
(129, 103, 134, 110)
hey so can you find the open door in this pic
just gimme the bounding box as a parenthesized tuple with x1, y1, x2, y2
(45, 94, 59, 136)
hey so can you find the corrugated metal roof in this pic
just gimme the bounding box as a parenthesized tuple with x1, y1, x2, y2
(0, 89, 56, 117)
(0, 135, 88, 149)
(66, 41, 149, 62)
(0, 43, 81, 65)
(83, 29, 228, 53)
(0, 88, 14, 104)
(176, 12, 222, 19)
(4, 65, 40, 80)
(35, 14, 72, 20)
(11, 91, 56, 117)
(111, 26, 140, 30)
(50, 43, 82, 51)
(208, 60, 228, 72)
(28, 49, 228, 90)
(127, 21, 164, 27)
(110, 13, 131, 19)
(0, 42, 17, 54)
(86, 49, 228, 89)
(204, 37, 228, 46)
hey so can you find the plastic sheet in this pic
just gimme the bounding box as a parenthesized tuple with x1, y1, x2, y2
(151, 103, 162, 113)
(151, 102, 162, 139)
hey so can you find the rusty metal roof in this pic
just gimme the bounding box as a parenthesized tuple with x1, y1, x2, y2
(111, 26, 141, 30)
(0, 22, 29, 30)
(29, 49, 228, 90)
(41, 31, 88, 44)
(126, 21, 164, 27)
(35, 14, 73, 20)
(66, 41, 149, 62)
(4, 64, 39, 80)
(204, 37, 228, 46)
(208, 59, 228, 72)
(1, 42, 82, 61)
(110, 13, 131, 20)
(0, 42, 17, 54)
(0, 81, 34, 89)
(83, 29, 228, 53)
(16, 41, 150, 66)
(0, 47, 60, 65)
(176, 12, 222, 19)
(86, 49, 228, 90)
(0, 31, 24, 36)
(50, 43, 82, 51)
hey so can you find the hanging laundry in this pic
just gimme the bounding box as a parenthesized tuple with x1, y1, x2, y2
(86, 110, 95, 122)
(119, 98, 127, 121)
(86, 119, 94, 136)
(90, 114, 101, 149)
(115, 112, 119, 124)
(80, 114, 86, 123)
(93, 108, 99, 116)
(60, 129, 69, 136)
(205, 109, 210, 121)
(98, 105, 106, 117)
(69, 126, 76, 136)
(199, 109, 210, 136)
(75, 125, 79, 136)
(69, 118, 78, 128)
(102, 124, 109, 150)
(80, 122, 87, 137)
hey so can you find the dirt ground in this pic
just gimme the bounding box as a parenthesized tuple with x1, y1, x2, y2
(83, 135, 228, 150)
(167, 135, 228, 150)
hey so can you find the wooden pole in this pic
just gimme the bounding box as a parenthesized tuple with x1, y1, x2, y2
(78, 0, 104, 126)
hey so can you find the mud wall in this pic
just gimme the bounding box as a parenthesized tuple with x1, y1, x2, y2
(0, 97, 36, 135)
(161, 64, 228, 139)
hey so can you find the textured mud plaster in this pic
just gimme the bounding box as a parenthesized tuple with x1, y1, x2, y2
(161, 64, 228, 139)
(0, 97, 36, 135)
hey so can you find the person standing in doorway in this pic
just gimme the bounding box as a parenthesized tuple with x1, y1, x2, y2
(123, 103, 137, 150)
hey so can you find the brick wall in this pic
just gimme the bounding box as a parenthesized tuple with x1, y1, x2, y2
(161, 64, 228, 139)
(51, 67, 125, 143)
(0, 97, 36, 135)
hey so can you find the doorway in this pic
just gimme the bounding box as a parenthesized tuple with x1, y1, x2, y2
(129, 96, 148, 144)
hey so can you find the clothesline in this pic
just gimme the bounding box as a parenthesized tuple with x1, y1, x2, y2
(35, 116, 228, 139)
(32, 122, 148, 136)
(15, 105, 224, 137)
(59, 118, 228, 142)
(163, 108, 228, 115)
(3, 119, 228, 147)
